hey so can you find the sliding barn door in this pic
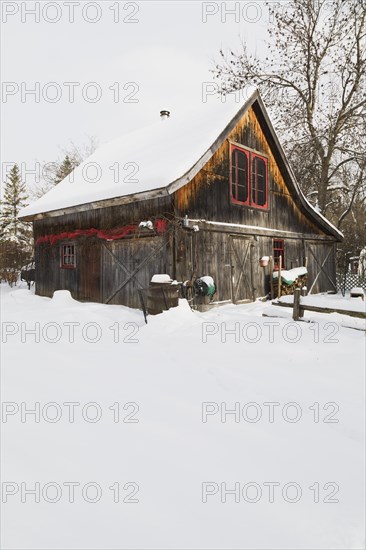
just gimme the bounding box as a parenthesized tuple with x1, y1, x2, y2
(101, 236, 170, 308)
(305, 241, 337, 294)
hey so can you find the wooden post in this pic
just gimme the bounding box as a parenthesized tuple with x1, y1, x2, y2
(304, 256, 308, 268)
(293, 288, 301, 321)
(137, 289, 148, 324)
(299, 289, 305, 318)
(278, 255, 282, 299)
(270, 255, 274, 300)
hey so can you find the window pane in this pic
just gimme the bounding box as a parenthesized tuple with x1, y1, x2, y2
(231, 166, 236, 198)
(238, 151, 247, 170)
(237, 183, 247, 203)
(62, 244, 75, 267)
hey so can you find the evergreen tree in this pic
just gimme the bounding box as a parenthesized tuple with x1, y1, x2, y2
(53, 154, 76, 186)
(30, 137, 98, 200)
(0, 164, 31, 245)
(0, 165, 32, 280)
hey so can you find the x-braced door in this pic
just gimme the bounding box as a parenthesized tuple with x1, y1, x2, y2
(229, 236, 254, 303)
(101, 236, 169, 308)
(305, 241, 337, 294)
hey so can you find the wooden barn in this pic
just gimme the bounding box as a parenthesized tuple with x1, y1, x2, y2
(19, 91, 343, 309)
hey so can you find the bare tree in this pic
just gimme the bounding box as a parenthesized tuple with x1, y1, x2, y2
(213, 0, 366, 227)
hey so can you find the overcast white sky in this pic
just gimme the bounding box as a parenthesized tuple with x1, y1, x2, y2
(1, 1, 271, 188)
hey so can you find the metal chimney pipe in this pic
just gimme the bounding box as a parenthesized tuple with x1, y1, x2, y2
(160, 110, 170, 120)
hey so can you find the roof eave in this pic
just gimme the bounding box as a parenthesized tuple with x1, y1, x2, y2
(19, 186, 170, 221)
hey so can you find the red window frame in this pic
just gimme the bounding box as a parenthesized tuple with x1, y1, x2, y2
(273, 239, 285, 270)
(231, 146, 250, 206)
(251, 153, 268, 209)
(61, 243, 76, 269)
(230, 145, 268, 210)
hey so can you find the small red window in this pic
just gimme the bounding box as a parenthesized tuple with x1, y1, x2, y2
(273, 239, 285, 270)
(61, 244, 76, 268)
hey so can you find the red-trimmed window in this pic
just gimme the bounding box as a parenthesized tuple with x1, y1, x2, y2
(251, 154, 268, 208)
(273, 239, 285, 270)
(231, 147, 249, 205)
(230, 145, 268, 209)
(61, 244, 76, 268)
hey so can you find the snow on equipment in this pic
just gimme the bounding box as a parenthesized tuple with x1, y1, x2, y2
(144, 274, 179, 317)
(194, 276, 216, 299)
(350, 287, 365, 301)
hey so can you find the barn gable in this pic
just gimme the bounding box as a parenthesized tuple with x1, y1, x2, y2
(173, 103, 328, 237)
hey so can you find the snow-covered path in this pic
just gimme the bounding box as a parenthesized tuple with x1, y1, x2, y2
(1, 284, 365, 549)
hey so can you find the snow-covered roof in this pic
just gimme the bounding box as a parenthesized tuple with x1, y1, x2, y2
(19, 97, 242, 218)
(19, 90, 343, 240)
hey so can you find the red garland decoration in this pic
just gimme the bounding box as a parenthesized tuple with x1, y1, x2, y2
(36, 218, 169, 246)
(155, 218, 168, 233)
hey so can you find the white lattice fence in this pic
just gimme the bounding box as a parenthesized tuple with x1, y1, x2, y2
(337, 273, 366, 293)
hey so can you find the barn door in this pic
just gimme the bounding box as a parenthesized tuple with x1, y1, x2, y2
(101, 236, 169, 308)
(305, 241, 336, 294)
(79, 243, 100, 302)
(229, 236, 254, 303)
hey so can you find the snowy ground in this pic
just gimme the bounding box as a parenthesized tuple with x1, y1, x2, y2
(1, 283, 365, 550)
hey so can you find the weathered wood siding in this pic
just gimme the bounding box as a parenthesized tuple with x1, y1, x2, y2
(33, 196, 173, 237)
(305, 241, 337, 294)
(101, 234, 173, 308)
(175, 229, 336, 303)
(35, 237, 100, 301)
(173, 105, 326, 236)
(33, 196, 173, 302)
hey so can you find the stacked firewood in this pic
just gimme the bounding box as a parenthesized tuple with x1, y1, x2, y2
(272, 275, 307, 298)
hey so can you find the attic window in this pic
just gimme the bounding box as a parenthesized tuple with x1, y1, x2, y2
(231, 148, 249, 205)
(61, 243, 76, 268)
(230, 145, 268, 209)
(252, 154, 267, 207)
